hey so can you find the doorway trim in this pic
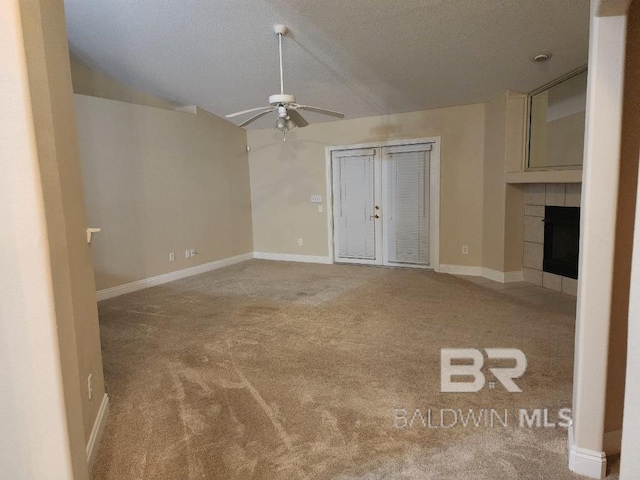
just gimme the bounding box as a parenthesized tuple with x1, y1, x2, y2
(324, 137, 441, 270)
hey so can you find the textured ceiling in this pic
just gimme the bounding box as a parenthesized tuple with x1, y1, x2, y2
(63, 0, 590, 129)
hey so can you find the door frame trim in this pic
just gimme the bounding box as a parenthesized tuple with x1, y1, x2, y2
(324, 137, 441, 271)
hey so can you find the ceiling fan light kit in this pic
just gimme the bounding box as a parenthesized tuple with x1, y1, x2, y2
(226, 24, 345, 139)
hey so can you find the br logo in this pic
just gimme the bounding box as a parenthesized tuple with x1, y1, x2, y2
(440, 348, 527, 393)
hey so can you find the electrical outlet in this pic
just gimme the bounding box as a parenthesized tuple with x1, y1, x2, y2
(87, 374, 93, 400)
(185, 249, 191, 259)
(318, 205, 324, 213)
(190, 249, 197, 257)
(169, 252, 175, 262)
(298, 238, 304, 247)
(462, 245, 469, 255)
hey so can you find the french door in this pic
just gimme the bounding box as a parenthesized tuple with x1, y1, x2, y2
(332, 142, 436, 268)
(331, 148, 382, 265)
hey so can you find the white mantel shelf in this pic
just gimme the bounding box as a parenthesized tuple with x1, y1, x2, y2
(506, 169, 583, 184)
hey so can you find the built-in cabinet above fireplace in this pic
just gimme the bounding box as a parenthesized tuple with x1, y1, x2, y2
(523, 183, 581, 295)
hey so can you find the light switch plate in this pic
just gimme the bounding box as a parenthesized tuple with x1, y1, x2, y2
(310, 195, 323, 203)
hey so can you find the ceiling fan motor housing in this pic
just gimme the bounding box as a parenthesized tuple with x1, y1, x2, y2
(269, 93, 296, 106)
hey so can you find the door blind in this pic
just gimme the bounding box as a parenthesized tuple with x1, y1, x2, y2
(386, 149, 431, 265)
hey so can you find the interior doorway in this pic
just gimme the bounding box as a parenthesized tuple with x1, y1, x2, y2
(326, 138, 440, 269)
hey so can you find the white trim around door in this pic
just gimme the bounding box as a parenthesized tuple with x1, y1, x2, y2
(325, 137, 441, 271)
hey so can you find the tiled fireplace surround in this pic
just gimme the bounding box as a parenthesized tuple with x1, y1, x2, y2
(522, 183, 581, 296)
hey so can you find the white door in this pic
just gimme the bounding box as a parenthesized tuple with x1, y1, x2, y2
(331, 142, 436, 268)
(332, 148, 382, 265)
(382, 144, 433, 267)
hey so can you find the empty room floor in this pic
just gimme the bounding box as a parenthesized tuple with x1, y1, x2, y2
(91, 260, 617, 479)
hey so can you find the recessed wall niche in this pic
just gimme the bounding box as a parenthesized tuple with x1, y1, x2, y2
(527, 69, 587, 170)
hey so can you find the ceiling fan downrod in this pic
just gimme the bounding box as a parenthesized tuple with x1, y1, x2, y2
(274, 24, 287, 95)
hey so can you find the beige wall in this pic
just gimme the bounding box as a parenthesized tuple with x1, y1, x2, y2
(1, 0, 100, 477)
(546, 112, 586, 167)
(71, 56, 176, 111)
(482, 92, 509, 272)
(571, 1, 628, 463)
(75, 96, 253, 290)
(607, 0, 639, 443)
(620, 4, 640, 471)
(482, 92, 526, 273)
(504, 95, 527, 272)
(248, 104, 486, 267)
(30, 3, 106, 448)
(529, 91, 549, 168)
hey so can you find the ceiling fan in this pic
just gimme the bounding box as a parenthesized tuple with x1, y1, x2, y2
(226, 25, 345, 135)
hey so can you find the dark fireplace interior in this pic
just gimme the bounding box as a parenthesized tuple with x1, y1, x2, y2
(543, 206, 580, 279)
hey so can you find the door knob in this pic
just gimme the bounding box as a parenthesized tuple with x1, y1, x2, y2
(370, 214, 380, 219)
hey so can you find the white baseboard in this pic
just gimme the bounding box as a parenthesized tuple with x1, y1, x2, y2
(483, 268, 524, 283)
(439, 264, 523, 284)
(86, 393, 109, 472)
(502, 270, 525, 283)
(603, 429, 622, 455)
(439, 264, 483, 276)
(96, 253, 254, 301)
(568, 424, 607, 479)
(253, 252, 332, 264)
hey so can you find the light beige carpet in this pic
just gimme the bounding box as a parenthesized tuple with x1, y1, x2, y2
(91, 260, 617, 479)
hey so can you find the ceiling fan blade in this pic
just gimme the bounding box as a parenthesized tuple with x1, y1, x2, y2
(287, 109, 309, 128)
(297, 105, 345, 118)
(238, 109, 274, 127)
(226, 106, 273, 118)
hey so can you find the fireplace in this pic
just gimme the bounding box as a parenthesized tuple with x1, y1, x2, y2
(543, 206, 580, 279)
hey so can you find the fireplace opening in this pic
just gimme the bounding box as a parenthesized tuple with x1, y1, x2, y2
(543, 206, 580, 279)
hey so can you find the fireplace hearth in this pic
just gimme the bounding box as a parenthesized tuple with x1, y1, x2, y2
(543, 206, 580, 279)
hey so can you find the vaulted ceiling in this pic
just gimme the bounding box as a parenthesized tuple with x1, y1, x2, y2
(63, 0, 590, 129)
